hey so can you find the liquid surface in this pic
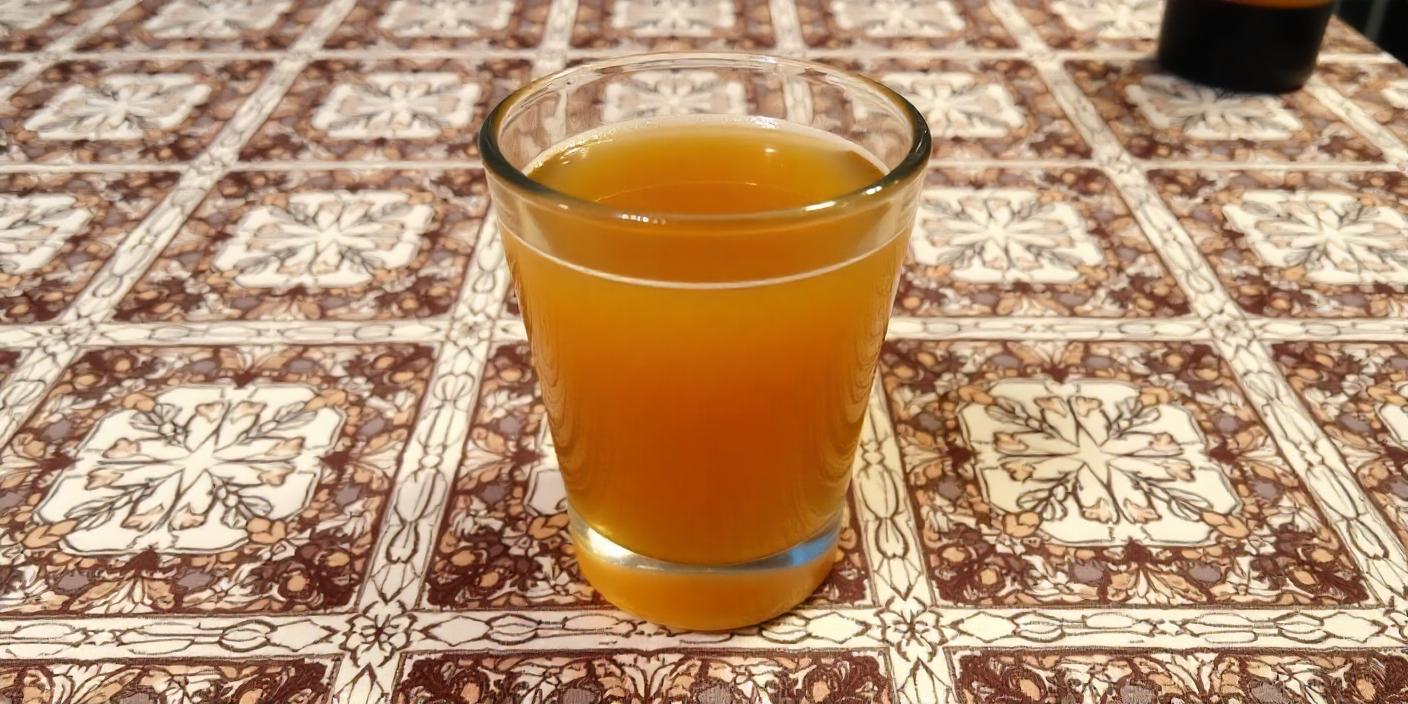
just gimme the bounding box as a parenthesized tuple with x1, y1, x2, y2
(499, 117, 917, 628)
(529, 118, 884, 215)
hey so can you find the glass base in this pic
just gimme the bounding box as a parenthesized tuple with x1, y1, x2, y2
(570, 508, 840, 631)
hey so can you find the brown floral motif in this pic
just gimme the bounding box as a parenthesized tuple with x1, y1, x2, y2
(1321, 61, 1408, 149)
(1276, 342, 1408, 557)
(0, 0, 98, 51)
(798, 0, 1015, 49)
(1067, 60, 1383, 163)
(0, 344, 433, 615)
(0, 659, 333, 703)
(1150, 169, 1408, 318)
(77, 0, 327, 51)
(896, 168, 1187, 318)
(571, 0, 774, 49)
(0, 349, 16, 379)
(818, 58, 1088, 160)
(881, 339, 1366, 606)
(114, 170, 486, 323)
(240, 58, 529, 163)
(0, 171, 177, 323)
(1, 60, 270, 164)
(423, 342, 870, 609)
(955, 649, 1408, 703)
(325, 0, 547, 49)
(394, 650, 892, 703)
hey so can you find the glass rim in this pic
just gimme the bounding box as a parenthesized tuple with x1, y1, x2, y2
(478, 51, 932, 224)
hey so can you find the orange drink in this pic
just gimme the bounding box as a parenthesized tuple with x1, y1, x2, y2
(482, 54, 929, 630)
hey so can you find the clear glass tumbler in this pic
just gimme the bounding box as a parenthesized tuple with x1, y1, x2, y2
(481, 53, 930, 630)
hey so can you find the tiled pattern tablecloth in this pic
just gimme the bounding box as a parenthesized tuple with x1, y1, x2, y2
(1, 0, 1408, 702)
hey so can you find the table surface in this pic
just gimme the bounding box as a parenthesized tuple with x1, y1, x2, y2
(1, 1, 1408, 702)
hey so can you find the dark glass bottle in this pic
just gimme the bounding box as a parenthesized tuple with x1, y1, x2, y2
(1157, 0, 1334, 93)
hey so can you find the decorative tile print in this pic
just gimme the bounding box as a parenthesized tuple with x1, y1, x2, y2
(954, 649, 1408, 703)
(312, 74, 479, 141)
(36, 383, 346, 555)
(0, 0, 94, 51)
(571, 0, 774, 50)
(1066, 60, 1383, 163)
(601, 69, 748, 122)
(960, 378, 1240, 546)
(77, 0, 326, 51)
(563, 57, 786, 124)
(423, 343, 870, 609)
(240, 59, 530, 162)
(0, 344, 433, 614)
(0, 659, 335, 703)
(798, 0, 1015, 49)
(325, 0, 547, 50)
(1014, 2, 1378, 54)
(821, 58, 1089, 159)
(0, 0, 1405, 696)
(1128, 75, 1304, 141)
(897, 168, 1187, 318)
(1321, 61, 1408, 150)
(26, 75, 214, 141)
(880, 339, 1366, 606)
(3, 197, 101, 274)
(394, 650, 894, 703)
(115, 170, 486, 323)
(1224, 192, 1408, 286)
(1014, 0, 1162, 51)
(0, 172, 176, 323)
(1150, 169, 1408, 318)
(1, 60, 270, 164)
(1277, 342, 1408, 557)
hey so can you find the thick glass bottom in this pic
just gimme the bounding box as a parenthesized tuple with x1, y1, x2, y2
(570, 508, 840, 631)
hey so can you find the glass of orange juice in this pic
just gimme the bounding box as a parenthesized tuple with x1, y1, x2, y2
(480, 53, 930, 630)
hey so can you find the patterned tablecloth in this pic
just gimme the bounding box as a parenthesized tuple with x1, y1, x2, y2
(2, 0, 1408, 702)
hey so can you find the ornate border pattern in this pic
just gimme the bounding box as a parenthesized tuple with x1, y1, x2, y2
(0, 0, 1405, 701)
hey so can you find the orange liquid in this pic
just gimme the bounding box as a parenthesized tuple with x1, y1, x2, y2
(497, 118, 915, 628)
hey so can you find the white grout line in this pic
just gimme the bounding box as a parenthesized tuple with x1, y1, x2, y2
(87, 319, 451, 346)
(926, 157, 1101, 170)
(1138, 159, 1399, 173)
(0, 162, 183, 173)
(541, 0, 580, 55)
(227, 158, 486, 171)
(768, 0, 806, 54)
(1252, 317, 1408, 342)
(887, 315, 1209, 340)
(335, 215, 511, 702)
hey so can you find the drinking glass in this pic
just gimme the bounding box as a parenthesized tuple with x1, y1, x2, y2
(480, 53, 930, 630)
